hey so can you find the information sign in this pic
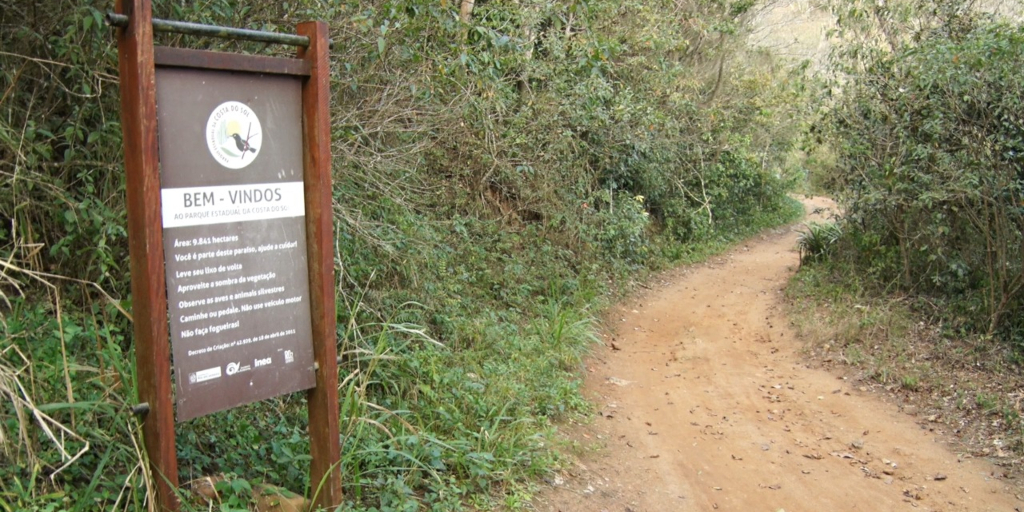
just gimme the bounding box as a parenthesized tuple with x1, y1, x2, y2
(115, 1, 341, 506)
(155, 68, 316, 421)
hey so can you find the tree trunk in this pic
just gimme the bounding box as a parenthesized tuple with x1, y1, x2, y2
(704, 33, 728, 105)
(871, 5, 900, 53)
(460, 0, 475, 23)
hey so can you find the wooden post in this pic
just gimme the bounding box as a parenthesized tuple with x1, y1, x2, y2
(296, 21, 343, 509)
(115, 0, 180, 510)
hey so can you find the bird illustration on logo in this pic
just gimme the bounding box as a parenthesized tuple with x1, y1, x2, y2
(230, 132, 258, 156)
(206, 101, 263, 169)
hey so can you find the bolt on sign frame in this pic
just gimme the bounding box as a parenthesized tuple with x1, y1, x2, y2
(113, 0, 340, 509)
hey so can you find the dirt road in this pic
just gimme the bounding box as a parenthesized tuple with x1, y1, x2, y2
(533, 198, 1022, 512)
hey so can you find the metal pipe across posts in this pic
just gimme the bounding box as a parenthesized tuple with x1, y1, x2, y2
(106, 12, 333, 49)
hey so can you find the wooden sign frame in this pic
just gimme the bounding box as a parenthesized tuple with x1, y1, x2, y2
(114, 0, 340, 509)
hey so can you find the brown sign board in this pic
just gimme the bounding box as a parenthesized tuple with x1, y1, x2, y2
(155, 68, 316, 421)
(116, 1, 340, 507)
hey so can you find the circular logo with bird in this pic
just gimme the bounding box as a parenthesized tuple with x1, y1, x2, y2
(205, 101, 262, 169)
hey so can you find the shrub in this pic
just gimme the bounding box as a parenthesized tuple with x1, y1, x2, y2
(824, 20, 1024, 337)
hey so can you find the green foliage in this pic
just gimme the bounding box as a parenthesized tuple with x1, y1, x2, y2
(0, 0, 808, 510)
(822, 15, 1024, 339)
(798, 221, 842, 265)
(581, 193, 652, 264)
(0, 297, 149, 512)
(0, 1, 128, 293)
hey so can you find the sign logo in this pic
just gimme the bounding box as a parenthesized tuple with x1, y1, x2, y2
(225, 361, 251, 376)
(191, 366, 222, 384)
(206, 101, 262, 169)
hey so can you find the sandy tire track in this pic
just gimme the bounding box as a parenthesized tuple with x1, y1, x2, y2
(532, 198, 1022, 512)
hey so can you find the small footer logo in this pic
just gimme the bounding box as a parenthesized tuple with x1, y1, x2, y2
(189, 366, 222, 384)
(225, 361, 252, 376)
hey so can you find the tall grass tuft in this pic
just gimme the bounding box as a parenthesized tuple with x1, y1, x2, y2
(797, 221, 842, 266)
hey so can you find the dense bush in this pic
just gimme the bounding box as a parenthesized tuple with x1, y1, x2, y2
(822, 16, 1024, 338)
(0, 0, 806, 509)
